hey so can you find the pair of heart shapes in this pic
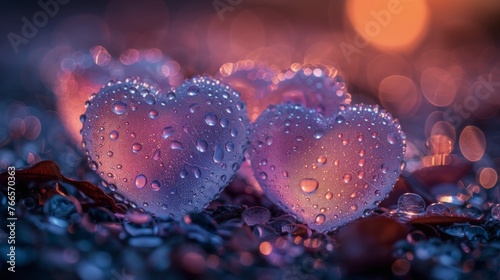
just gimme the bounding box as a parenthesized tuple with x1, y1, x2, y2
(81, 71, 406, 232)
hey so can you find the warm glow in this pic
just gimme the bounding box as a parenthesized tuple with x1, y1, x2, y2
(478, 167, 498, 189)
(259, 241, 273, 255)
(346, 0, 429, 51)
(459, 126, 486, 162)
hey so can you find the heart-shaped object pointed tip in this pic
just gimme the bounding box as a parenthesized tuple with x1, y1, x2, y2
(250, 103, 406, 232)
(81, 76, 250, 219)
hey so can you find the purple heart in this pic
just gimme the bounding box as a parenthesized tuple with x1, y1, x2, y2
(250, 103, 406, 232)
(81, 76, 250, 218)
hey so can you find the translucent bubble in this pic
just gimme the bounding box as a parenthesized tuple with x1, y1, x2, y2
(315, 214, 325, 224)
(132, 143, 142, 153)
(242, 206, 271, 226)
(342, 173, 352, 183)
(205, 112, 218, 126)
(149, 110, 158, 119)
(398, 193, 425, 215)
(151, 180, 160, 191)
(300, 178, 319, 194)
(213, 144, 224, 163)
(109, 130, 119, 140)
(462, 206, 483, 219)
(387, 133, 396, 144)
(265, 136, 274, 145)
(170, 141, 184, 150)
(162, 126, 174, 139)
(325, 192, 333, 200)
(135, 174, 147, 189)
(335, 115, 345, 124)
(187, 85, 199, 96)
(313, 129, 325, 139)
(465, 226, 488, 241)
(196, 139, 208, 152)
(225, 141, 234, 152)
(112, 101, 127, 115)
(426, 202, 450, 216)
(259, 172, 267, 180)
(492, 204, 500, 220)
(317, 155, 327, 165)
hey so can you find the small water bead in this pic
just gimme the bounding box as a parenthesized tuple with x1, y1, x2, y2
(130, 132, 136, 138)
(230, 128, 238, 137)
(90, 161, 98, 171)
(300, 178, 319, 194)
(148, 110, 158, 119)
(282, 171, 289, 177)
(335, 115, 345, 124)
(132, 143, 142, 153)
(313, 129, 325, 139)
(315, 214, 325, 225)
(325, 192, 333, 200)
(80, 114, 86, 123)
(189, 103, 200, 113)
(465, 226, 488, 242)
(359, 149, 365, 157)
(225, 141, 234, 152)
(180, 169, 188, 179)
(162, 126, 174, 139)
(350, 204, 358, 211)
(381, 164, 389, 174)
(151, 180, 161, 191)
(334, 160, 339, 167)
(398, 193, 425, 215)
(107, 151, 113, 157)
(357, 171, 365, 179)
(193, 168, 202, 179)
(134, 174, 147, 189)
(387, 133, 396, 144)
(242, 206, 272, 226)
(357, 134, 364, 141)
(358, 158, 366, 167)
(343, 173, 352, 183)
(265, 136, 274, 145)
(153, 149, 161, 160)
(170, 141, 184, 150)
(462, 206, 484, 219)
(426, 202, 450, 216)
(196, 139, 208, 152)
(205, 112, 218, 126)
(219, 117, 229, 127)
(342, 139, 349, 146)
(112, 100, 127, 115)
(317, 155, 327, 165)
(187, 85, 200, 96)
(213, 145, 224, 163)
(109, 130, 119, 140)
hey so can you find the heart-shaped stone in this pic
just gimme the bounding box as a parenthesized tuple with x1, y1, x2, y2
(250, 103, 406, 232)
(81, 76, 250, 219)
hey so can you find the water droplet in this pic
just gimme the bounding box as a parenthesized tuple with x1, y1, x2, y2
(144, 94, 156, 105)
(194, 168, 201, 179)
(313, 129, 325, 139)
(217, 117, 229, 128)
(196, 139, 208, 152)
(180, 169, 188, 179)
(230, 128, 238, 137)
(107, 151, 113, 157)
(109, 131, 119, 140)
(357, 171, 365, 179)
(213, 145, 224, 163)
(265, 136, 274, 145)
(350, 205, 358, 211)
(153, 149, 161, 160)
(112, 101, 126, 115)
(162, 126, 174, 139)
(398, 193, 425, 215)
(375, 189, 381, 196)
(148, 110, 158, 119)
(300, 178, 319, 194)
(225, 141, 234, 152)
(387, 133, 396, 144)
(381, 164, 389, 174)
(315, 214, 325, 224)
(357, 134, 364, 141)
(171, 141, 184, 150)
(205, 112, 218, 126)
(359, 149, 365, 157)
(342, 173, 352, 183)
(132, 143, 142, 153)
(151, 180, 160, 191)
(260, 172, 267, 180)
(335, 115, 345, 124)
(491, 204, 500, 220)
(317, 155, 327, 165)
(135, 174, 147, 189)
(426, 202, 450, 216)
(242, 206, 271, 226)
(358, 158, 365, 167)
(187, 85, 199, 96)
(325, 192, 333, 200)
(89, 161, 98, 171)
